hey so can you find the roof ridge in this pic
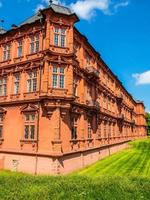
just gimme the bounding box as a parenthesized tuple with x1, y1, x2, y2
(51, 3, 71, 10)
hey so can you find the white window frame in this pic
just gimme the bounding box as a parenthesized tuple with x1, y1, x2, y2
(0, 77, 7, 96)
(30, 35, 39, 54)
(54, 27, 66, 47)
(52, 66, 65, 89)
(3, 44, 10, 61)
(17, 40, 23, 57)
(14, 74, 20, 95)
(24, 113, 36, 140)
(27, 70, 37, 93)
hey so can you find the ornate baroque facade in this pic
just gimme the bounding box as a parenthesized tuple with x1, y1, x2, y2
(0, 3, 147, 174)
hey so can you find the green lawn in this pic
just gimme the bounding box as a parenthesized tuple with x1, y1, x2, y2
(0, 139, 150, 200)
(77, 138, 150, 177)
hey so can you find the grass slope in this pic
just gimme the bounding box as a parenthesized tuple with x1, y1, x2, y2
(77, 139, 150, 177)
(0, 139, 150, 200)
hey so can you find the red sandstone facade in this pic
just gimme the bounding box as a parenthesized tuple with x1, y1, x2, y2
(0, 3, 147, 174)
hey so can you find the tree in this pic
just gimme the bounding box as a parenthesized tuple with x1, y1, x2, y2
(146, 113, 150, 136)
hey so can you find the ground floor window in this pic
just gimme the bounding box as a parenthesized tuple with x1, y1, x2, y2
(0, 115, 3, 138)
(0, 125, 3, 138)
(88, 119, 92, 138)
(24, 113, 36, 140)
(71, 117, 77, 140)
(98, 123, 101, 138)
(104, 122, 107, 137)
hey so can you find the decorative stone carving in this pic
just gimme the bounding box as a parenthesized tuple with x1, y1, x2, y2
(20, 104, 39, 113)
(0, 107, 7, 115)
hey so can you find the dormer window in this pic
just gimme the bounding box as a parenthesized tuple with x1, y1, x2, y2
(54, 27, 66, 47)
(30, 35, 39, 54)
(3, 44, 10, 61)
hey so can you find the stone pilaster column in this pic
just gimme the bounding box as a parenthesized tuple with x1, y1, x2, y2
(52, 107, 62, 154)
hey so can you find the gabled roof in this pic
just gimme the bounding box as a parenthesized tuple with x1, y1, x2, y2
(50, 3, 73, 15)
(20, 13, 42, 26)
(0, 28, 6, 35)
(20, 3, 74, 27)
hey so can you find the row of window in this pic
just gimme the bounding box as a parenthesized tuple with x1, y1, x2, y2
(3, 35, 40, 61)
(2, 28, 66, 62)
(0, 66, 65, 96)
(0, 111, 137, 141)
(71, 118, 136, 141)
(0, 113, 36, 140)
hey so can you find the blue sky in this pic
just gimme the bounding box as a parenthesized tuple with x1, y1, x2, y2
(0, 0, 150, 112)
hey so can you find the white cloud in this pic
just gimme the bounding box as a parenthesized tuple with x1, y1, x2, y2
(34, 0, 60, 13)
(33, 0, 129, 20)
(70, 0, 110, 20)
(70, 0, 129, 20)
(132, 70, 150, 85)
(114, 1, 129, 12)
(34, 4, 45, 13)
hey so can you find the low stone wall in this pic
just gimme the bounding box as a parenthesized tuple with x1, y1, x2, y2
(58, 141, 129, 174)
(0, 141, 129, 175)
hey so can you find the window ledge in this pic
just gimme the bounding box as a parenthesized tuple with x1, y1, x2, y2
(86, 138, 93, 141)
(26, 52, 41, 58)
(13, 56, 24, 61)
(49, 87, 67, 91)
(0, 59, 11, 64)
(23, 92, 39, 97)
(70, 139, 78, 143)
(20, 139, 37, 143)
(10, 94, 20, 98)
(50, 45, 69, 50)
(0, 95, 7, 99)
(51, 140, 62, 144)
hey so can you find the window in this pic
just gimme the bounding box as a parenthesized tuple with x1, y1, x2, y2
(73, 78, 78, 96)
(104, 122, 107, 138)
(54, 27, 66, 47)
(71, 118, 77, 140)
(86, 53, 91, 66)
(3, 44, 10, 61)
(98, 123, 101, 138)
(0, 115, 3, 139)
(24, 114, 36, 140)
(17, 40, 22, 57)
(88, 119, 92, 138)
(30, 35, 39, 54)
(27, 71, 37, 93)
(0, 77, 7, 96)
(87, 84, 92, 100)
(52, 66, 65, 89)
(14, 74, 20, 94)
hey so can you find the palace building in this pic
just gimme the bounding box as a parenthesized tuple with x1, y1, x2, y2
(0, 3, 147, 174)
